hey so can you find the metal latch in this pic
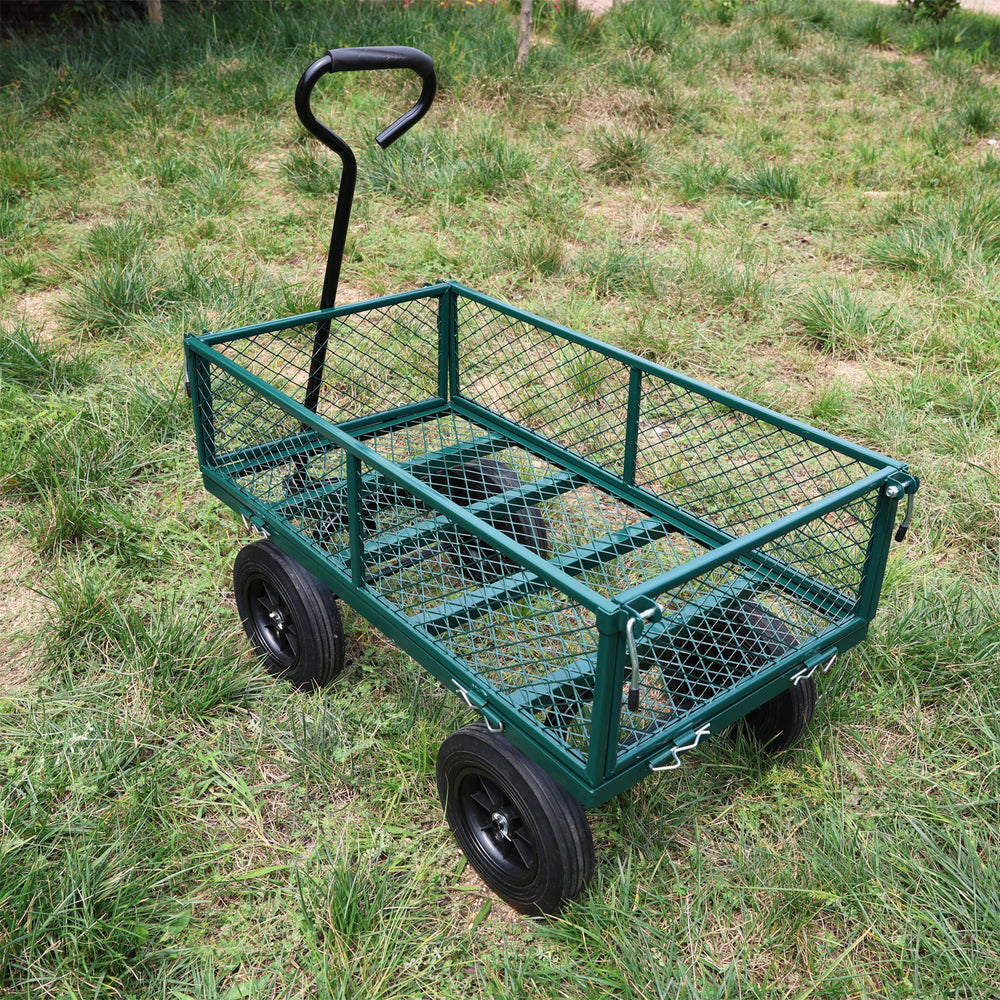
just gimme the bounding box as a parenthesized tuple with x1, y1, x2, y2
(791, 647, 838, 686)
(241, 513, 270, 539)
(626, 602, 663, 712)
(455, 682, 503, 733)
(649, 725, 712, 772)
(884, 474, 918, 543)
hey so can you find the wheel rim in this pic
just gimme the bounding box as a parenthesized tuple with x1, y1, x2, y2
(459, 771, 535, 883)
(246, 577, 298, 666)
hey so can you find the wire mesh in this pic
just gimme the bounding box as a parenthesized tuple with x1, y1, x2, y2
(192, 287, 894, 773)
(612, 487, 879, 749)
(455, 297, 632, 475)
(454, 296, 877, 537)
(634, 379, 872, 535)
(216, 295, 441, 427)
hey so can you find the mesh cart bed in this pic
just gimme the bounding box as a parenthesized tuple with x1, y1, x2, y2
(184, 47, 918, 916)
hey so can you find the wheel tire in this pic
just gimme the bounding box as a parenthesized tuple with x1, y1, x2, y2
(738, 675, 817, 753)
(661, 599, 795, 709)
(727, 600, 815, 752)
(430, 458, 549, 582)
(436, 721, 593, 916)
(233, 539, 344, 690)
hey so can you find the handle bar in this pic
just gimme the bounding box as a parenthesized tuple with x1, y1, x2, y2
(293, 46, 437, 415)
(295, 46, 436, 153)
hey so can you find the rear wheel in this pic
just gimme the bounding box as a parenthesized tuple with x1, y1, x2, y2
(737, 675, 817, 752)
(436, 722, 593, 916)
(726, 600, 815, 751)
(431, 458, 549, 582)
(233, 539, 344, 690)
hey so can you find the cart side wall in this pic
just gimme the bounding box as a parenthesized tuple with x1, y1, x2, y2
(450, 291, 889, 542)
(186, 288, 908, 803)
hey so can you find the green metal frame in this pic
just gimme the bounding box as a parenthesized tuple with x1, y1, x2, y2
(184, 282, 917, 808)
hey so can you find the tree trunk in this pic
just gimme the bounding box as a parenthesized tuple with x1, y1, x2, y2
(147, 0, 163, 26)
(516, 0, 532, 70)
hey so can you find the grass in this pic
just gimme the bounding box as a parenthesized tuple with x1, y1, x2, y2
(729, 163, 804, 204)
(590, 126, 656, 184)
(791, 284, 900, 356)
(579, 242, 662, 298)
(867, 191, 1000, 284)
(1, 0, 999, 997)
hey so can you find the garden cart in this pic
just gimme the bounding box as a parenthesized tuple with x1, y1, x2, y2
(183, 47, 918, 915)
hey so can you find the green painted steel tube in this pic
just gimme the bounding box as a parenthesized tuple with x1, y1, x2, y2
(196, 283, 451, 348)
(346, 453, 364, 589)
(622, 366, 642, 487)
(587, 615, 629, 789)
(183, 340, 216, 469)
(200, 466, 265, 522)
(339, 398, 450, 440)
(212, 429, 330, 477)
(853, 484, 902, 624)
(440, 283, 457, 401)
(612, 467, 892, 607)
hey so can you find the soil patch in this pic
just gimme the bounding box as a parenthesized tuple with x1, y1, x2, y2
(0, 539, 45, 694)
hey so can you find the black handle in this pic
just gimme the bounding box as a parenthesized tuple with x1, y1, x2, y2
(293, 46, 436, 419)
(331, 46, 435, 148)
(294, 45, 436, 320)
(295, 45, 436, 154)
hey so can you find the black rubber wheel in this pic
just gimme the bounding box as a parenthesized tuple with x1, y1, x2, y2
(727, 600, 815, 752)
(233, 539, 344, 690)
(737, 675, 817, 753)
(656, 598, 814, 751)
(430, 459, 549, 582)
(436, 721, 593, 916)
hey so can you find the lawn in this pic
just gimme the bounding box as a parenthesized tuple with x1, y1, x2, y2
(1, 0, 998, 997)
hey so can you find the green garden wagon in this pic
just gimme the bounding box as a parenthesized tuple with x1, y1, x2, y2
(183, 48, 918, 915)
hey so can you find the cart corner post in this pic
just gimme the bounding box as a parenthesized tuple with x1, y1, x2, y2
(583, 605, 634, 791)
(184, 334, 216, 469)
(346, 452, 365, 589)
(854, 470, 919, 623)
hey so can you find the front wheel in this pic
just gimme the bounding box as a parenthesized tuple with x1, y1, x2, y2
(233, 539, 344, 690)
(436, 722, 593, 916)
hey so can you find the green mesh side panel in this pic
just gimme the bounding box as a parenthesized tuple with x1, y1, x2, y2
(190, 287, 895, 773)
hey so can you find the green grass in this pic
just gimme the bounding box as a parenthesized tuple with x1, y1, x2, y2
(790, 284, 900, 356)
(590, 126, 656, 184)
(868, 191, 1000, 282)
(729, 163, 804, 204)
(1, 0, 999, 997)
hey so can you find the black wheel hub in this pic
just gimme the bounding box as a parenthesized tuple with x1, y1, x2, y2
(247, 578, 298, 666)
(462, 773, 535, 878)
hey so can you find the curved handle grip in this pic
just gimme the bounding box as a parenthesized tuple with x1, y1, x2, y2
(295, 45, 436, 152)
